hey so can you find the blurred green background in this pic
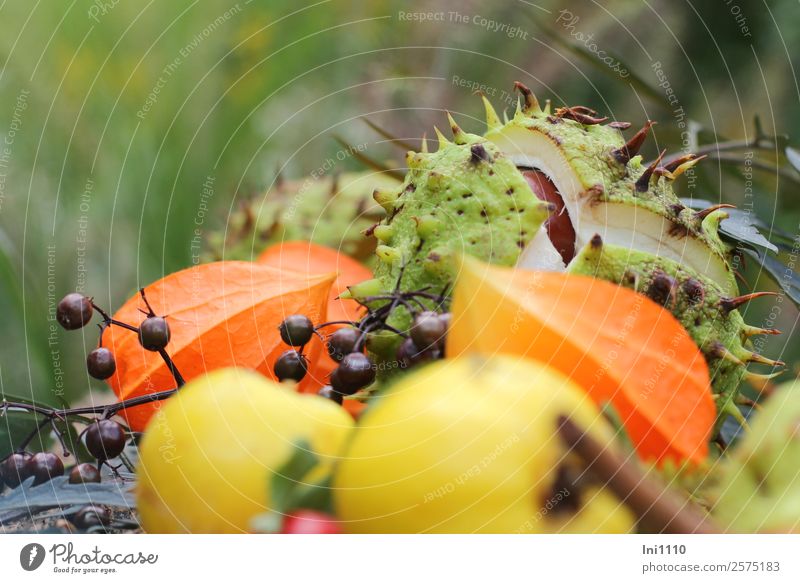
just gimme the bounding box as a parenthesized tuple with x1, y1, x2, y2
(0, 0, 797, 408)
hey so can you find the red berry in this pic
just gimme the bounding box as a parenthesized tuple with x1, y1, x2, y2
(280, 510, 341, 534)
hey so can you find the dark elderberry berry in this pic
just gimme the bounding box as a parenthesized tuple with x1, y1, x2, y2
(274, 349, 308, 382)
(56, 293, 93, 330)
(330, 353, 375, 395)
(71, 505, 112, 530)
(397, 337, 441, 368)
(279, 315, 315, 347)
(87, 347, 116, 380)
(317, 385, 343, 405)
(0, 452, 33, 488)
(138, 317, 171, 351)
(409, 311, 447, 349)
(69, 463, 102, 484)
(84, 419, 127, 461)
(27, 452, 65, 486)
(326, 327, 361, 362)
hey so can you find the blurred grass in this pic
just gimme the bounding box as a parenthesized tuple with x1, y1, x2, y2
(0, 0, 798, 407)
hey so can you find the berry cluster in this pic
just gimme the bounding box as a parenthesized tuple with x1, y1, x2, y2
(0, 289, 185, 530)
(273, 274, 451, 407)
(272, 314, 379, 404)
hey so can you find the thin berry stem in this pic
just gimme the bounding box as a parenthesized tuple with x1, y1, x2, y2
(93, 297, 185, 388)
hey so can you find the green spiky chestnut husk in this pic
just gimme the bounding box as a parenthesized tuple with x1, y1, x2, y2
(357, 83, 782, 420)
(364, 126, 551, 361)
(204, 171, 401, 262)
(568, 236, 781, 430)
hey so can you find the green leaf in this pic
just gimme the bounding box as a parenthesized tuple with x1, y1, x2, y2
(742, 248, 800, 309)
(0, 409, 52, 459)
(291, 474, 334, 514)
(269, 439, 319, 515)
(680, 198, 778, 254)
(719, 210, 778, 254)
(251, 440, 334, 533)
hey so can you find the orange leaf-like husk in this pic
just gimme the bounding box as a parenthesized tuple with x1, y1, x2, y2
(105, 261, 335, 431)
(447, 259, 715, 465)
(258, 241, 372, 416)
